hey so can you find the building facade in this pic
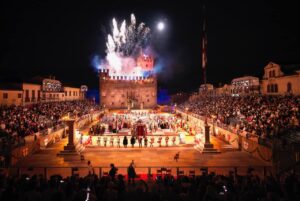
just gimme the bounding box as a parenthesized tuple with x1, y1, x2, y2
(0, 78, 86, 106)
(99, 55, 157, 109)
(0, 89, 23, 106)
(215, 84, 232, 96)
(63, 87, 83, 101)
(23, 83, 43, 105)
(199, 84, 214, 95)
(261, 62, 300, 95)
(231, 76, 260, 96)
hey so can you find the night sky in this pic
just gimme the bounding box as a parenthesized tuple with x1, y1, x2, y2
(1, 0, 300, 94)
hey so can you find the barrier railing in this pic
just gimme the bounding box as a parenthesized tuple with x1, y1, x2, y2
(4, 165, 272, 180)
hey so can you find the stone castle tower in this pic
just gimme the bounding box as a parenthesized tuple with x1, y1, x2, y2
(99, 55, 157, 109)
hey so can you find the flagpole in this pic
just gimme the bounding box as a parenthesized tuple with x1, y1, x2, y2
(201, 4, 218, 153)
(202, 5, 208, 125)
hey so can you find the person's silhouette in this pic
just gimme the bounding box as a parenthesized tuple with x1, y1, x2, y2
(174, 152, 180, 162)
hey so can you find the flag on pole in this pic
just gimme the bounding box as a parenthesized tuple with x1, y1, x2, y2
(202, 18, 207, 69)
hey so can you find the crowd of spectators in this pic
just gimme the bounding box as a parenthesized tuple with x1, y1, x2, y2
(0, 169, 298, 201)
(178, 95, 300, 139)
(0, 100, 101, 138)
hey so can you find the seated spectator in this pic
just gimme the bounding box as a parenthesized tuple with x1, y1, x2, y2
(0, 100, 101, 140)
(178, 95, 300, 139)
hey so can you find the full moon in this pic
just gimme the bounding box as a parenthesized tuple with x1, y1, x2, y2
(157, 22, 165, 31)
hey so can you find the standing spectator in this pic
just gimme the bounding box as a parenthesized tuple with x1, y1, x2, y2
(116, 136, 121, 148)
(103, 136, 107, 147)
(110, 136, 114, 147)
(109, 163, 118, 180)
(172, 136, 176, 146)
(97, 136, 101, 146)
(144, 137, 148, 147)
(158, 136, 162, 147)
(165, 136, 169, 147)
(87, 160, 94, 175)
(150, 136, 155, 147)
(127, 161, 136, 185)
(138, 136, 143, 148)
(130, 136, 136, 148)
(123, 136, 128, 148)
(174, 152, 180, 162)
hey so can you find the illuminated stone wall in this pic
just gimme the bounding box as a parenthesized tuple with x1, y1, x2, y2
(99, 70, 157, 109)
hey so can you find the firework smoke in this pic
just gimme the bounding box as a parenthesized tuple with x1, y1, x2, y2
(94, 14, 153, 78)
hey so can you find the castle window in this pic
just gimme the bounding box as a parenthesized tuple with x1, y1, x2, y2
(269, 70, 276, 78)
(3, 93, 8, 99)
(287, 83, 292, 93)
(32, 90, 35, 99)
(147, 99, 149, 102)
(18, 93, 22, 98)
(25, 90, 29, 101)
(274, 84, 278, 92)
(270, 84, 274, 93)
(267, 85, 271, 93)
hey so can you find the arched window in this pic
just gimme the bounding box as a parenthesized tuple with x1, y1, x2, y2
(287, 83, 292, 93)
(267, 85, 270, 93)
(269, 71, 272, 78)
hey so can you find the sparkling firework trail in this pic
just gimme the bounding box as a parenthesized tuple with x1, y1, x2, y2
(106, 13, 151, 57)
(95, 13, 153, 79)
